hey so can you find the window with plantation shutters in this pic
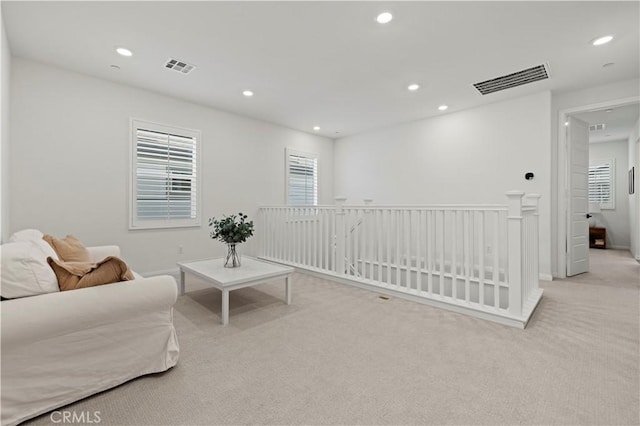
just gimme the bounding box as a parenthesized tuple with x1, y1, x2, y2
(286, 148, 318, 205)
(130, 120, 201, 229)
(588, 159, 614, 210)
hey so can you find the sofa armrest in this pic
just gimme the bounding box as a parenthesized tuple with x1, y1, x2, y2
(1, 275, 178, 346)
(1, 275, 179, 426)
(86, 245, 121, 262)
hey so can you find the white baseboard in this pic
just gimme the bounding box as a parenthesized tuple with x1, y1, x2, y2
(608, 245, 630, 250)
(539, 273, 553, 282)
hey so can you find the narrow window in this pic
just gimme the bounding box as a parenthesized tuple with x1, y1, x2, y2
(286, 148, 318, 206)
(588, 159, 615, 209)
(130, 119, 201, 229)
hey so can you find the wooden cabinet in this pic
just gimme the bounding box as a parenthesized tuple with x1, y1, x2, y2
(589, 227, 606, 249)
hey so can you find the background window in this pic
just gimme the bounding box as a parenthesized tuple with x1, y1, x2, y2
(588, 159, 614, 210)
(286, 148, 318, 205)
(130, 119, 201, 229)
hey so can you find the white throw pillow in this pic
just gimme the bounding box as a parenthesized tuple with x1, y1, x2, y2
(9, 229, 43, 242)
(1, 240, 60, 298)
(9, 229, 58, 260)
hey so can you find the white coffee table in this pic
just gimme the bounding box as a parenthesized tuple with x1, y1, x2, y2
(177, 256, 294, 325)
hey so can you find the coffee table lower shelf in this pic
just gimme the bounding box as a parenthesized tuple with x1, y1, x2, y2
(177, 256, 294, 325)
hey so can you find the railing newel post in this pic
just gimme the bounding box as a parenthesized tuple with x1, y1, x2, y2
(525, 193, 541, 295)
(506, 190, 524, 317)
(524, 193, 541, 211)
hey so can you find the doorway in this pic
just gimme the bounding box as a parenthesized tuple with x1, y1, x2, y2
(557, 97, 640, 278)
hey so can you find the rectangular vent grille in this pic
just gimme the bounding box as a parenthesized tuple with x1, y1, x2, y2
(165, 58, 195, 74)
(589, 123, 606, 132)
(473, 64, 550, 95)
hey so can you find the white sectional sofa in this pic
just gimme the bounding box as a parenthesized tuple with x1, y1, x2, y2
(1, 243, 180, 426)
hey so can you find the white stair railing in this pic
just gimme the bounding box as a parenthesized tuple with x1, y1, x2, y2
(259, 191, 543, 328)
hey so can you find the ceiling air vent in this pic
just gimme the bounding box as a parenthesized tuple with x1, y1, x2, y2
(164, 58, 196, 75)
(473, 63, 550, 95)
(589, 123, 606, 132)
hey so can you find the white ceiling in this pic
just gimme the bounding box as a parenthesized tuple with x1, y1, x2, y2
(573, 102, 639, 144)
(2, 1, 639, 138)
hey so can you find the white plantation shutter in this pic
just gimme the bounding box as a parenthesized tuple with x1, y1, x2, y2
(286, 149, 318, 205)
(588, 159, 614, 210)
(131, 120, 201, 229)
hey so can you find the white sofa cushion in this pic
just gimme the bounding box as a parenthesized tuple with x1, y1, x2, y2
(1, 240, 60, 298)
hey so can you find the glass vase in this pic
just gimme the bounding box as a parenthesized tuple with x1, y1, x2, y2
(224, 243, 241, 268)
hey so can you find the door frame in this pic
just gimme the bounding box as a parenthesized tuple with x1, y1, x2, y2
(556, 96, 639, 278)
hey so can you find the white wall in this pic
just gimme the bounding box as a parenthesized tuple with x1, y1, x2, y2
(10, 58, 334, 274)
(0, 9, 11, 243)
(589, 140, 630, 249)
(551, 78, 640, 276)
(629, 117, 640, 259)
(334, 91, 552, 278)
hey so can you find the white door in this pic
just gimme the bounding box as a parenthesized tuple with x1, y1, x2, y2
(567, 115, 590, 276)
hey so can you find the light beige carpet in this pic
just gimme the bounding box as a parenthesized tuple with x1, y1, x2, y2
(24, 249, 639, 425)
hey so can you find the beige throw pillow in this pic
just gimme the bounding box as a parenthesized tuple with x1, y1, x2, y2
(43, 234, 92, 263)
(47, 256, 135, 291)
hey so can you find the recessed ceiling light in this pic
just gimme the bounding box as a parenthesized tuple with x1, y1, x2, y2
(602, 62, 615, 68)
(605, 109, 613, 113)
(110, 64, 120, 70)
(407, 84, 420, 91)
(592, 35, 613, 46)
(564, 121, 570, 126)
(438, 105, 448, 111)
(313, 126, 320, 131)
(376, 12, 393, 24)
(116, 47, 132, 57)
(242, 90, 254, 97)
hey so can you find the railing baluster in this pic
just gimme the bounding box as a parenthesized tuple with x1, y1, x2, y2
(270, 208, 275, 259)
(416, 210, 422, 293)
(404, 210, 410, 290)
(307, 208, 311, 266)
(368, 209, 374, 281)
(427, 210, 433, 296)
(377, 209, 383, 284)
(451, 210, 457, 300)
(394, 210, 401, 287)
(351, 209, 358, 277)
(283, 208, 288, 262)
(273, 208, 278, 259)
(493, 210, 500, 310)
(275, 208, 280, 260)
(478, 211, 485, 307)
(312, 209, 318, 268)
(323, 209, 328, 270)
(439, 210, 445, 298)
(386, 209, 392, 287)
(464, 210, 470, 303)
(323, 209, 329, 270)
(353, 210, 360, 277)
(303, 208, 307, 265)
(345, 209, 352, 276)
(298, 209, 303, 265)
